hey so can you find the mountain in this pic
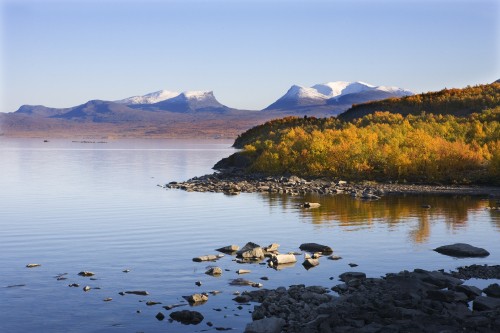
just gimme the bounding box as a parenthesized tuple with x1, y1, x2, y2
(114, 90, 179, 105)
(140, 91, 231, 113)
(338, 82, 500, 121)
(51, 100, 153, 123)
(15, 105, 71, 117)
(264, 81, 413, 111)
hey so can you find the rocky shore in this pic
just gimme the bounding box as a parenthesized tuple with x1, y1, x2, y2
(163, 171, 500, 198)
(244, 265, 500, 333)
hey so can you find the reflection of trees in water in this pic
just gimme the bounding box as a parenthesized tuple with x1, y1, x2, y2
(261, 193, 491, 243)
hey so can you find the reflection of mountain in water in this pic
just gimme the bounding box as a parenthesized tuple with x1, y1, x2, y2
(262, 194, 493, 244)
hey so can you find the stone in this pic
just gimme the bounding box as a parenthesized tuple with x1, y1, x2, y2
(484, 283, 500, 298)
(473, 296, 500, 311)
(339, 272, 366, 282)
(240, 247, 265, 260)
(26, 264, 41, 268)
(155, 312, 165, 321)
(302, 258, 319, 269)
(193, 254, 223, 262)
(122, 269, 130, 273)
(124, 290, 149, 296)
(299, 243, 333, 254)
(146, 301, 162, 306)
(233, 294, 251, 303)
(328, 255, 342, 260)
(237, 269, 251, 274)
(184, 293, 208, 304)
(206, 267, 223, 276)
(302, 202, 321, 208)
(78, 271, 95, 277)
(103, 298, 112, 302)
(453, 284, 482, 300)
(68, 283, 79, 287)
(195, 281, 202, 286)
(348, 263, 358, 267)
(269, 254, 297, 266)
(264, 243, 279, 252)
(433, 243, 490, 257)
(83, 286, 91, 292)
(162, 304, 186, 310)
(169, 310, 204, 325)
(426, 290, 468, 303)
(216, 245, 240, 253)
(245, 317, 286, 333)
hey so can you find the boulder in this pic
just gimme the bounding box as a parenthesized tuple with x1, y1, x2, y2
(240, 248, 265, 260)
(205, 267, 223, 276)
(192, 254, 223, 262)
(184, 293, 208, 304)
(124, 290, 149, 296)
(169, 310, 204, 325)
(484, 283, 500, 298)
(339, 272, 366, 282)
(237, 242, 261, 255)
(299, 243, 333, 254)
(216, 245, 240, 254)
(264, 243, 280, 252)
(433, 243, 490, 258)
(473, 296, 500, 311)
(245, 317, 286, 333)
(269, 254, 297, 266)
(302, 258, 320, 269)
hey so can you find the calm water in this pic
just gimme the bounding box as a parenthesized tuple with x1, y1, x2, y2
(1, 138, 499, 333)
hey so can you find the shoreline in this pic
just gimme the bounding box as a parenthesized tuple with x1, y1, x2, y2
(164, 170, 500, 198)
(243, 264, 500, 333)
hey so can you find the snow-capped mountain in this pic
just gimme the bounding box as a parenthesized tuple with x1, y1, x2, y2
(265, 81, 413, 111)
(115, 90, 180, 105)
(148, 91, 230, 113)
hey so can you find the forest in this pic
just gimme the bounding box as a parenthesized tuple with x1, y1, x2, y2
(229, 83, 500, 184)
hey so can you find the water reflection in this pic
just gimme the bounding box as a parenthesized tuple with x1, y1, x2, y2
(262, 193, 499, 243)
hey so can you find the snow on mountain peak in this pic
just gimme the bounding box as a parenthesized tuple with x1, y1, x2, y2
(181, 91, 214, 101)
(115, 90, 180, 104)
(284, 85, 328, 100)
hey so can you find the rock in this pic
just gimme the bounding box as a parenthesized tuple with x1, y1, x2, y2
(169, 310, 204, 325)
(426, 290, 468, 303)
(269, 254, 297, 266)
(155, 312, 165, 321)
(206, 267, 223, 276)
(209, 290, 222, 295)
(122, 269, 130, 273)
(245, 316, 286, 333)
(193, 254, 223, 262)
(299, 243, 333, 254)
(484, 283, 500, 298)
(216, 245, 240, 253)
(195, 281, 202, 286)
(264, 243, 280, 252)
(162, 303, 186, 310)
(26, 264, 41, 268)
(339, 272, 366, 282)
(78, 271, 95, 277)
(421, 204, 431, 208)
(302, 258, 319, 268)
(146, 301, 162, 306)
(453, 284, 482, 300)
(328, 255, 342, 260)
(433, 243, 490, 257)
(233, 294, 252, 303)
(124, 290, 149, 296)
(302, 202, 321, 209)
(184, 293, 208, 304)
(473, 296, 500, 311)
(103, 298, 112, 302)
(68, 283, 79, 287)
(240, 247, 265, 260)
(348, 263, 358, 267)
(83, 286, 91, 292)
(237, 269, 251, 274)
(230, 278, 257, 286)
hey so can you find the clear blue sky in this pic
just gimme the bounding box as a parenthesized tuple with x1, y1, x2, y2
(1, 0, 498, 112)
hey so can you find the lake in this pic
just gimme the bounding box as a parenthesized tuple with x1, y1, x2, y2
(1, 138, 499, 332)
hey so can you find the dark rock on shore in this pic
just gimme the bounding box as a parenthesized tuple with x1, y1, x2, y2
(243, 266, 500, 333)
(451, 264, 500, 280)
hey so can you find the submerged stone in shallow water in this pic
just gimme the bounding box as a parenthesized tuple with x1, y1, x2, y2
(433, 243, 490, 258)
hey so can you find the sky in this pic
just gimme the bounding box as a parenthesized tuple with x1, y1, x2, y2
(1, 0, 498, 112)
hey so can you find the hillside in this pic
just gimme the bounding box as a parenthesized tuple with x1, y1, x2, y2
(338, 83, 500, 121)
(220, 82, 500, 185)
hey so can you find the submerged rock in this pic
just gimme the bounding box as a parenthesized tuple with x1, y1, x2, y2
(78, 271, 95, 277)
(169, 310, 204, 325)
(433, 243, 490, 257)
(299, 243, 333, 254)
(245, 316, 285, 333)
(26, 264, 41, 268)
(124, 290, 149, 296)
